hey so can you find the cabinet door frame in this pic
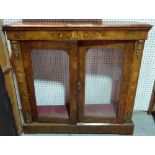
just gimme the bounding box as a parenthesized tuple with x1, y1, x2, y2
(78, 41, 135, 123)
(19, 41, 78, 124)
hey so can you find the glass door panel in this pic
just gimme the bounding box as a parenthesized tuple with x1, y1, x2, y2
(31, 49, 70, 119)
(84, 48, 124, 118)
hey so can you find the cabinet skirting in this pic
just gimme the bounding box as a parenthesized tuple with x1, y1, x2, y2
(23, 122, 134, 135)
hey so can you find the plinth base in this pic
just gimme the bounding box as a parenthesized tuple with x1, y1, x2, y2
(23, 122, 134, 135)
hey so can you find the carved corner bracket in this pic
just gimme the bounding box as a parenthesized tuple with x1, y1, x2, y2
(136, 40, 145, 58)
(10, 40, 19, 58)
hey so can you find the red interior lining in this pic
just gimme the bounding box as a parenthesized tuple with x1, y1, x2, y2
(37, 105, 69, 118)
(85, 104, 117, 118)
(37, 104, 117, 119)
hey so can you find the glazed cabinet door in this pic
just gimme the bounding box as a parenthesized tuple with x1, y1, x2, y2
(17, 41, 78, 124)
(78, 41, 135, 123)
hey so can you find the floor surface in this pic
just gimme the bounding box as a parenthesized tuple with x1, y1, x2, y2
(133, 112, 155, 136)
(23, 112, 155, 136)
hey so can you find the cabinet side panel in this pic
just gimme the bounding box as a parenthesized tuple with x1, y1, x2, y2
(10, 41, 32, 123)
(125, 40, 145, 122)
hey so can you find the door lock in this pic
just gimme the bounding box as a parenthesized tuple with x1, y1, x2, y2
(78, 82, 81, 90)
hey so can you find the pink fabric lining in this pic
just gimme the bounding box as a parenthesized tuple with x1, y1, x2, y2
(85, 104, 117, 117)
(37, 105, 69, 118)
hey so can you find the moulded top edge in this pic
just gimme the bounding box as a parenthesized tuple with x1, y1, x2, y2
(2, 22, 152, 31)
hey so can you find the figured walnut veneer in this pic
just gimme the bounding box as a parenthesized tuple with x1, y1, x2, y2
(3, 22, 152, 135)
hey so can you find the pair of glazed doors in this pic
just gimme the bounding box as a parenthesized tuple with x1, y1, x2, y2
(17, 40, 135, 124)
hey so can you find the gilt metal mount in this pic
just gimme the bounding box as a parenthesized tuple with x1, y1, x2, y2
(11, 41, 19, 58)
(136, 40, 144, 58)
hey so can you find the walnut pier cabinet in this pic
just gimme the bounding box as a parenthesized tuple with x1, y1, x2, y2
(3, 22, 152, 135)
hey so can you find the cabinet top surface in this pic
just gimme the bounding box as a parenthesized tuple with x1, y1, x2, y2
(3, 22, 152, 31)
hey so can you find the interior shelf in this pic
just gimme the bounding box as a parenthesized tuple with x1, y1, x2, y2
(37, 105, 69, 118)
(84, 104, 117, 118)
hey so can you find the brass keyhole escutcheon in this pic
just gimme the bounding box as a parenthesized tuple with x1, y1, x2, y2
(78, 82, 81, 90)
